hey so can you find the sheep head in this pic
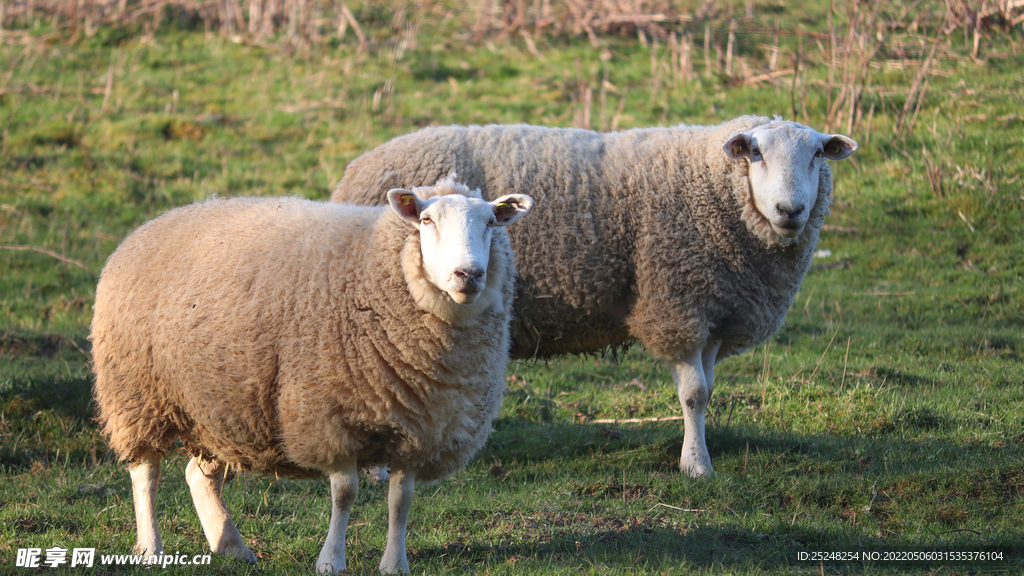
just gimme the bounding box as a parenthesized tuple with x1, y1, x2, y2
(723, 121, 857, 240)
(388, 186, 534, 305)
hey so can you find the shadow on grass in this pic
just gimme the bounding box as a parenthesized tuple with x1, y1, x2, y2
(483, 418, 1024, 494)
(0, 370, 94, 420)
(405, 521, 1021, 572)
(0, 334, 98, 472)
(0, 372, 98, 473)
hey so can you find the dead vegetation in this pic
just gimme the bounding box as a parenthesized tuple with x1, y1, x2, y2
(4, 0, 1021, 144)
(1, 0, 1021, 53)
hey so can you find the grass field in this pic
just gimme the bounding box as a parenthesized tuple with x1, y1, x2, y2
(2, 0, 1023, 573)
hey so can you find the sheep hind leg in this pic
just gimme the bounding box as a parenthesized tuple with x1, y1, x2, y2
(128, 452, 164, 559)
(315, 458, 359, 574)
(379, 458, 416, 574)
(672, 340, 721, 478)
(185, 456, 256, 563)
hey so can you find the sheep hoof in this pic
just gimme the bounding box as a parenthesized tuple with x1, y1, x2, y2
(133, 545, 163, 562)
(680, 461, 716, 478)
(317, 560, 345, 574)
(215, 542, 257, 564)
(379, 559, 410, 574)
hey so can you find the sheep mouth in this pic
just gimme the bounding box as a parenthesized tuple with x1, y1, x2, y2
(770, 215, 806, 237)
(448, 286, 484, 304)
(771, 220, 805, 239)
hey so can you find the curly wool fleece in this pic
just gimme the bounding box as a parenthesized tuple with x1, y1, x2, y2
(331, 116, 832, 362)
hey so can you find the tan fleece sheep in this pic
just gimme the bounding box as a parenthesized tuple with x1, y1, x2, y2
(331, 116, 858, 478)
(90, 178, 534, 574)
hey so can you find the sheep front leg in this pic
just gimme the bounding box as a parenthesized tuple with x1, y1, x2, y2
(128, 452, 164, 559)
(672, 340, 721, 477)
(379, 459, 416, 574)
(185, 456, 256, 563)
(316, 458, 359, 574)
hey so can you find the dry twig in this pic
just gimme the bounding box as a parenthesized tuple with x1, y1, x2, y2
(591, 416, 685, 424)
(1, 244, 91, 273)
(648, 503, 706, 513)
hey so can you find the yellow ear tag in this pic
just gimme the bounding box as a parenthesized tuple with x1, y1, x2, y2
(733, 144, 743, 156)
(401, 195, 412, 206)
(496, 202, 510, 210)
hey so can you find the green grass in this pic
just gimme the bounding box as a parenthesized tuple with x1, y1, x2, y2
(2, 1, 1024, 573)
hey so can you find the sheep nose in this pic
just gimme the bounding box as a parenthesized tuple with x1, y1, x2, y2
(452, 267, 485, 293)
(453, 267, 485, 282)
(776, 204, 805, 219)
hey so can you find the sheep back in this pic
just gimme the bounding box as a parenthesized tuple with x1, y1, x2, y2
(334, 125, 636, 358)
(91, 193, 514, 483)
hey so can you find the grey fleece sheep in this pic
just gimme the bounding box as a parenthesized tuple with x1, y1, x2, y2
(91, 178, 534, 573)
(330, 116, 857, 477)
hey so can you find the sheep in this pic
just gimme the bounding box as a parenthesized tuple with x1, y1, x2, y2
(90, 177, 535, 574)
(330, 116, 858, 478)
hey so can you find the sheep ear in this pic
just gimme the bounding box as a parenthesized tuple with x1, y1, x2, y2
(722, 133, 751, 159)
(387, 189, 422, 222)
(490, 194, 534, 226)
(821, 134, 858, 160)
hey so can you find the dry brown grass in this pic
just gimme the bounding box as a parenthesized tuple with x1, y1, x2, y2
(2, 0, 1021, 149)
(0, 0, 699, 45)
(2, 0, 1020, 66)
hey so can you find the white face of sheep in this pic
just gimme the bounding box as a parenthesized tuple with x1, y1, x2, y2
(388, 190, 534, 304)
(723, 123, 858, 239)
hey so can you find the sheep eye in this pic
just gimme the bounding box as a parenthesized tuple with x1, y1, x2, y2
(487, 217, 497, 226)
(814, 149, 824, 158)
(751, 147, 761, 157)
(420, 216, 432, 225)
